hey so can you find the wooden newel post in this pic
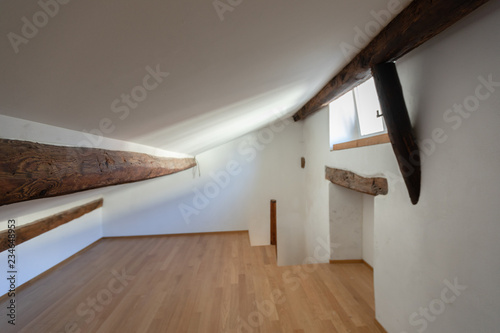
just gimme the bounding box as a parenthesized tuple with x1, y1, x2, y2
(372, 62, 421, 205)
(270, 200, 277, 251)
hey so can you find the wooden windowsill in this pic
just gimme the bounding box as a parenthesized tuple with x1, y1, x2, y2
(332, 133, 390, 151)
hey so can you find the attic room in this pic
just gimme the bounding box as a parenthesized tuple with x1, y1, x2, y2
(1, 0, 499, 332)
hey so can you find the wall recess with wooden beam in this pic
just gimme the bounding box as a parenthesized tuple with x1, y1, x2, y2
(293, 0, 489, 122)
(0, 199, 103, 252)
(0, 139, 196, 207)
(325, 167, 388, 196)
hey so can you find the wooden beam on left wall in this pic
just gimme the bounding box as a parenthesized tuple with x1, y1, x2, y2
(0, 199, 103, 252)
(0, 139, 196, 206)
(293, 0, 490, 121)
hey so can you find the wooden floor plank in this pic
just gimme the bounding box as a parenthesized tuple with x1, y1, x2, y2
(0, 231, 383, 332)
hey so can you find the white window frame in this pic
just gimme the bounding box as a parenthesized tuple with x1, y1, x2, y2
(329, 78, 387, 150)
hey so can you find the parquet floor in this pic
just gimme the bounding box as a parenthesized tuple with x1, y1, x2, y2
(0, 231, 383, 332)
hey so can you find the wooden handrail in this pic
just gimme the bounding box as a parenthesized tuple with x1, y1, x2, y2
(0, 199, 103, 252)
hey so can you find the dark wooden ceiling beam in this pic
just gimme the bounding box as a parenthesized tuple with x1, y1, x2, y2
(0, 139, 196, 206)
(0, 199, 103, 252)
(372, 62, 420, 204)
(293, 0, 490, 121)
(325, 167, 388, 196)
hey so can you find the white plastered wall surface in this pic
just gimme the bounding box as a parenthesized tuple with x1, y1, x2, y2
(102, 118, 307, 266)
(0, 112, 307, 297)
(302, 1, 500, 332)
(1, 2, 498, 330)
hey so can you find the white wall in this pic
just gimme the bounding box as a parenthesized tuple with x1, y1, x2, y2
(102, 118, 306, 266)
(362, 195, 375, 267)
(303, 105, 392, 265)
(302, 2, 500, 332)
(0, 113, 307, 289)
(0, 201, 102, 295)
(328, 184, 376, 265)
(0, 115, 190, 223)
(0, 113, 307, 300)
(0, 115, 189, 295)
(4, 3, 498, 329)
(329, 184, 363, 260)
(0, 116, 120, 295)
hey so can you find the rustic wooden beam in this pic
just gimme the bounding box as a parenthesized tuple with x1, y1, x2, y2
(0, 199, 103, 252)
(0, 139, 196, 206)
(325, 167, 388, 196)
(372, 62, 420, 204)
(270, 200, 277, 249)
(293, 0, 489, 121)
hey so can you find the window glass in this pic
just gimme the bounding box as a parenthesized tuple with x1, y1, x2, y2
(329, 91, 357, 147)
(354, 78, 385, 136)
(329, 78, 387, 149)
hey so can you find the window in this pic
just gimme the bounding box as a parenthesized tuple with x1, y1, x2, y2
(329, 78, 387, 150)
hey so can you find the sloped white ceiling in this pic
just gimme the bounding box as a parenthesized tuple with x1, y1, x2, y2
(0, 0, 404, 155)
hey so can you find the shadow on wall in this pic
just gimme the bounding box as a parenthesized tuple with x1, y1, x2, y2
(329, 184, 367, 262)
(133, 83, 307, 155)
